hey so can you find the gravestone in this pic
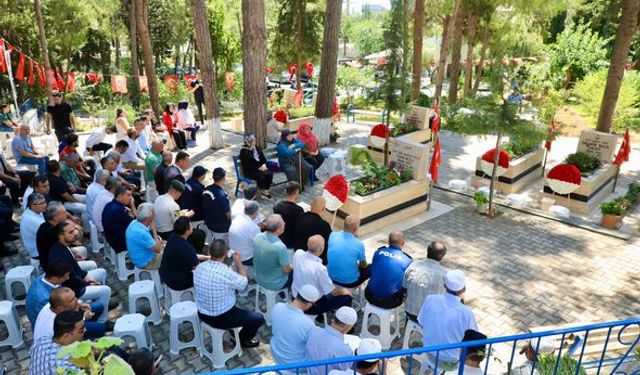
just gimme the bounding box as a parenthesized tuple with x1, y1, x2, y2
(389, 136, 430, 181)
(577, 130, 618, 162)
(404, 105, 433, 130)
(282, 88, 300, 108)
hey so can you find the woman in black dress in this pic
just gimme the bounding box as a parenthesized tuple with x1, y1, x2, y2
(239, 133, 273, 198)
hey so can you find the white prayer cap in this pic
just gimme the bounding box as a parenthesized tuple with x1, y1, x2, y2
(335, 307, 357, 325)
(357, 338, 382, 361)
(444, 270, 466, 292)
(298, 284, 321, 303)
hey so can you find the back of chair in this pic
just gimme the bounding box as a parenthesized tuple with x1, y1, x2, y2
(232, 155, 242, 178)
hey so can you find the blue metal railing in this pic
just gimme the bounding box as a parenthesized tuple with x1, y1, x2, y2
(200, 318, 640, 375)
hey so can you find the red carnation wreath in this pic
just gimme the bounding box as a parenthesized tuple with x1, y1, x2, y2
(546, 163, 581, 195)
(480, 148, 510, 177)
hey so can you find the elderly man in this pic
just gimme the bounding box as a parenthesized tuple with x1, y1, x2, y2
(328, 215, 370, 288)
(228, 200, 261, 266)
(153, 151, 173, 195)
(203, 167, 231, 243)
(120, 127, 146, 170)
(160, 217, 209, 292)
(59, 154, 86, 193)
(107, 149, 142, 190)
(253, 214, 292, 291)
(418, 270, 478, 368)
(305, 306, 358, 375)
(144, 138, 164, 202)
(92, 176, 120, 233)
(26, 260, 71, 327)
(21, 193, 47, 270)
(365, 231, 413, 309)
(49, 222, 111, 322)
(293, 196, 332, 263)
(404, 241, 448, 322)
(153, 180, 204, 250)
(231, 185, 264, 224)
(12, 124, 49, 175)
(292, 235, 352, 316)
(273, 181, 303, 248)
(85, 169, 110, 222)
(270, 284, 321, 366)
(29, 310, 84, 375)
(194, 239, 264, 348)
(126, 203, 163, 270)
(102, 185, 136, 254)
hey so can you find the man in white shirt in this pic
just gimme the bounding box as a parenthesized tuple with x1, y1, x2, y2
(92, 176, 120, 233)
(418, 270, 478, 369)
(85, 169, 110, 223)
(119, 128, 145, 170)
(228, 200, 261, 265)
(305, 306, 358, 375)
(292, 235, 352, 316)
(85, 125, 116, 155)
(270, 284, 322, 366)
(21, 192, 47, 271)
(444, 330, 488, 375)
(230, 185, 264, 225)
(153, 180, 194, 239)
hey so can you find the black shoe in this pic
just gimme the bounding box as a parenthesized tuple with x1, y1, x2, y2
(0, 247, 18, 257)
(104, 320, 116, 332)
(240, 339, 260, 348)
(108, 300, 120, 311)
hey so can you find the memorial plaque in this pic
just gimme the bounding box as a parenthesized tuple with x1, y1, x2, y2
(389, 137, 430, 180)
(577, 130, 618, 162)
(404, 105, 433, 130)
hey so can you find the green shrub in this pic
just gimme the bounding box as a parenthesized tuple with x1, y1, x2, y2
(537, 353, 586, 375)
(566, 151, 600, 174)
(473, 191, 488, 205)
(288, 106, 315, 119)
(601, 201, 624, 216)
(502, 140, 538, 159)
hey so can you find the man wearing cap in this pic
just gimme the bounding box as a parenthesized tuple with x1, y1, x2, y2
(125, 203, 164, 270)
(403, 241, 448, 322)
(365, 231, 413, 309)
(328, 338, 383, 375)
(202, 167, 231, 243)
(418, 269, 478, 368)
(444, 329, 488, 375)
(194, 239, 264, 348)
(144, 139, 164, 202)
(46, 90, 77, 141)
(183, 166, 208, 226)
(305, 306, 358, 375)
(270, 284, 322, 366)
(292, 235, 352, 316)
(153, 180, 194, 240)
(160, 217, 210, 292)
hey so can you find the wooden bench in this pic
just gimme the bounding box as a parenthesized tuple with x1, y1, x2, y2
(345, 105, 388, 124)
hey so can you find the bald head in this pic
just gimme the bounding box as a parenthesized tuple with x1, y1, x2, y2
(389, 231, 405, 248)
(50, 287, 76, 313)
(427, 241, 447, 261)
(307, 235, 325, 256)
(343, 215, 360, 234)
(310, 196, 326, 213)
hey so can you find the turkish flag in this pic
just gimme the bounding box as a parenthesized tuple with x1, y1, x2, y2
(431, 101, 440, 134)
(38, 65, 45, 87)
(138, 76, 148, 92)
(225, 72, 235, 90)
(15, 52, 26, 80)
(429, 137, 442, 184)
(304, 62, 314, 78)
(28, 59, 35, 86)
(545, 119, 558, 151)
(184, 74, 198, 88)
(111, 75, 128, 93)
(614, 129, 631, 166)
(0, 42, 6, 73)
(55, 70, 65, 90)
(85, 73, 100, 85)
(294, 88, 303, 106)
(66, 71, 76, 92)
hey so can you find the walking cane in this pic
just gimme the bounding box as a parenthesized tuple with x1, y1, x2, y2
(297, 149, 303, 192)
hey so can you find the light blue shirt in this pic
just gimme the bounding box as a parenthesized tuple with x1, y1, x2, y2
(253, 232, 291, 291)
(125, 220, 156, 268)
(305, 326, 352, 375)
(85, 182, 105, 221)
(418, 293, 478, 362)
(25, 277, 57, 327)
(11, 134, 34, 163)
(20, 208, 45, 258)
(270, 303, 316, 365)
(327, 231, 366, 284)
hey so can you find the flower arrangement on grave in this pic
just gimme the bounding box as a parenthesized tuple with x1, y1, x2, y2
(480, 148, 510, 177)
(546, 163, 582, 195)
(351, 159, 413, 196)
(565, 151, 601, 176)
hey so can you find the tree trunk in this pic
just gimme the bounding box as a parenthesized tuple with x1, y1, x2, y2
(242, 0, 268, 149)
(296, 0, 305, 91)
(114, 37, 121, 70)
(411, 0, 424, 102)
(192, 0, 223, 149)
(400, 0, 410, 108)
(434, 14, 452, 102)
(34, 0, 53, 104)
(129, 0, 140, 107)
(99, 39, 111, 76)
(135, 0, 160, 114)
(472, 25, 490, 94)
(463, 12, 477, 98)
(314, 0, 342, 145)
(596, 0, 640, 133)
(447, 0, 465, 104)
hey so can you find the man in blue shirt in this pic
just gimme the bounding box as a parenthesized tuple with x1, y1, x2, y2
(202, 167, 231, 242)
(11, 125, 49, 175)
(102, 186, 136, 254)
(26, 260, 71, 327)
(327, 215, 370, 287)
(365, 231, 412, 309)
(126, 203, 163, 270)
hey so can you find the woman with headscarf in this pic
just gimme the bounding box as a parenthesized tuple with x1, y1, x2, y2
(239, 133, 273, 198)
(277, 129, 311, 187)
(297, 123, 324, 171)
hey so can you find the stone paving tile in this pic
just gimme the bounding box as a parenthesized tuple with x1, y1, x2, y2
(1, 124, 639, 374)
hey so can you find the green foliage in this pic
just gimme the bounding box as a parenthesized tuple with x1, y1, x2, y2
(601, 200, 624, 216)
(207, 0, 241, 74)
(566, 151, 600, 174)
(473, 191, 489, 205)
(547, 23, 610, 88)
(57, 337, 131, 375)
(502, 140, 538, 159)
(341, 13, 386, 57)
(537, 353, 586, 375)
(270, 0, 323, 68)
(336, 66, 377, 96)
(390, 122, 416, 137)
(288, 106, 315, 119)
(572, 69, 640, 132)
(352, 159, 412, 196)
(149, 0, 187, 60)
(380, 0, 405, 116)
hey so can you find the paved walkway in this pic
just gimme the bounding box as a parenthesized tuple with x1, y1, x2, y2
(0, 123, 638, 374)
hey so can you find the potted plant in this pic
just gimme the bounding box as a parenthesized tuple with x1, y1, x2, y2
(601, 200, 624, 229)
(473, 191, 489, 214)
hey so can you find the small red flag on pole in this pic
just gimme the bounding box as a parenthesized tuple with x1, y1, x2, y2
(429, 137, 442, 184)
(14, 52, 26, 80)
(614, 129, 631, 166)
(294, 88, 303, 107)
(431, 101, 440, 134)
(545, 118, 557, 151)
(0, 40, 7, 74)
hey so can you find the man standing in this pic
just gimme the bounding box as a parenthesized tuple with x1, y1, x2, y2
(293, 196, 332, 263)
(253, 214, 292, 291)
(418, 270, 478, 368)
(189, 78, 205, 125)
(26, 260, 71, 327)
(46, 90, 77, 141)
(328, 215, 370, 288)
(12, 125, 49, 175)
(365, 231, 413, 309)
(126, 203, 164, 270)
(159, 217, 209, 292)
(404, 241, 448, 322)
(194, 239, 264, 348)
(305, 306, 358, 375)
(202, 167, 231, 243)
(228, 201, 261, 266)
(270, 284, 321, 366)
(21, 193, 47, 270)
(144, 139, 164, 202)
(102, 186, 136, 254)
(29, 310, 84, 375)
(273, 181, 303, 249)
